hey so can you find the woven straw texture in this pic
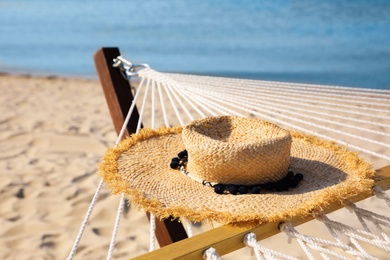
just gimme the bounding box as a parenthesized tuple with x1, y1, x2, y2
(99, 117, 375, 227)
(183, 116, 291, 185)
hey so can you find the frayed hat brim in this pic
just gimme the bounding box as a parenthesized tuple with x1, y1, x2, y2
(99, 126, 375, 227)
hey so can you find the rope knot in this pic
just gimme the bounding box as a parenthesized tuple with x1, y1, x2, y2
(203, 247, 220, 260)
(243, 232, 257, 247)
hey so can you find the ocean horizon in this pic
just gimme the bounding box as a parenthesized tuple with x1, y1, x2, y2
(1, 0, 390, 89)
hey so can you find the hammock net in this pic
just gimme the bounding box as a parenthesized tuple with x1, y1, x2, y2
(69, 55, 390, 259)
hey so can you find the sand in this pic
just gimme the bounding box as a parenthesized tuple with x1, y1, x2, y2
(0, 73, 389, 259)
(0, 74, 151, 259)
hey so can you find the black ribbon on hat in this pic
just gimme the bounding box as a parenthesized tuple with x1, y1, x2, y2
(170, 150, 304, 195)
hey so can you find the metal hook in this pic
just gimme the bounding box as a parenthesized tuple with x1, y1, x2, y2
(112, 56, 150, 80)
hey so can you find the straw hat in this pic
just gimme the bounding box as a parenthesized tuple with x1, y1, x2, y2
(99, 116, 374, 227)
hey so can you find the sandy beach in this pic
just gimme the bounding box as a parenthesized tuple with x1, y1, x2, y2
(0, 74, 151, 259)
(0, 73, 389, 259)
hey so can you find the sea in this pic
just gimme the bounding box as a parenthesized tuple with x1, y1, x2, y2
(1, 0, 390, 89)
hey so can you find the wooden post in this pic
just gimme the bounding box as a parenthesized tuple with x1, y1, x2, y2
(94, 47, 188, 246)
(94, 47, 140, 135)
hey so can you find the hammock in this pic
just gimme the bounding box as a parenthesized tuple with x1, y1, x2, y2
(68, 48, 390, 259)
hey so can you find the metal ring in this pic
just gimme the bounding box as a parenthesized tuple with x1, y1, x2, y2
(112, 56, 150, 80)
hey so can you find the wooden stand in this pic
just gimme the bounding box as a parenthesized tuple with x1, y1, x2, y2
(94, 47, 188, 247)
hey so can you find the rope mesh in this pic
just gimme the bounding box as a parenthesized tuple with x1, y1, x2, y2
(70, 60, 390, 259)
(136, 68, 390, 162)
(243, 187, 390, 260)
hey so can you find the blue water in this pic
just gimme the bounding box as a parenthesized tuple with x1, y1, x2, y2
(1, 0, 390, 89)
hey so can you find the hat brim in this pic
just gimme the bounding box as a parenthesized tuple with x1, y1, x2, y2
(99, 127, 375, 227)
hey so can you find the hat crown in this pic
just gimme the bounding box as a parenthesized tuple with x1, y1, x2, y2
(182, 116, 292, 185)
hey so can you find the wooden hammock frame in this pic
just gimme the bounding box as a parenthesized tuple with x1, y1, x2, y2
(94, 47, 390, 259)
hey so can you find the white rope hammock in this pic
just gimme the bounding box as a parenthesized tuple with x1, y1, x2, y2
(68, 57, 390, 259)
